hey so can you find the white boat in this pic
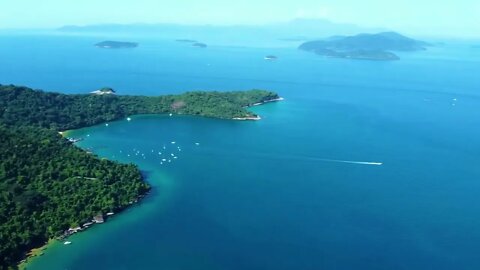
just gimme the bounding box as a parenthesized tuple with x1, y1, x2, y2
(264, 55, 278, 61)
(64, 241, 72, 245)
(127, 117, 131, 121)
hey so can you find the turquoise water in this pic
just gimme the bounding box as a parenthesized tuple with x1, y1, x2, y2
(2, 34, 480, 269)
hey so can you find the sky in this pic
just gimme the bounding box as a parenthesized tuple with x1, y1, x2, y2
(1, 0, 479, 38)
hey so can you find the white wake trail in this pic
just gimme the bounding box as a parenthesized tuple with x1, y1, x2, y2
(316, 159, 383, 166)
(195, 147, 383, 166)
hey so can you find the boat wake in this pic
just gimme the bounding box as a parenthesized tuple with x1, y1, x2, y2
(197, 148, 383, 166)
(283, 155, 383, 166)
(315, 158, 383, 166)
(255, 152, 383, 166)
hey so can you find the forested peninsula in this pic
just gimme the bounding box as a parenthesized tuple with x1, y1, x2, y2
(0, 85, 280, 269)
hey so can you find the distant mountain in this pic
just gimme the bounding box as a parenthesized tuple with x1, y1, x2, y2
(60, 23, 181, 33)
(58, 20, 375, 37)
(299, 32, 428, 61)
(58, 20, 383, 47)
(300, 32, 428, 52)
(269, 18, 384, 38)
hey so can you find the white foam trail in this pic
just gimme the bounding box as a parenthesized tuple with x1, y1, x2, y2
(193, 147, 383, 166)
(317, 159, 383, 166)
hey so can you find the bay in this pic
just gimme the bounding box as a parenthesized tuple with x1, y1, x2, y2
(1, 34, 480, 270)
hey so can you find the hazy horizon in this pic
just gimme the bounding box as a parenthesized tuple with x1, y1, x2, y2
(2, 0, 479, 39)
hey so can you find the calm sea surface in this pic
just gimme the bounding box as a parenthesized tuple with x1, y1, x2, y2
(1, 33, 480, 270)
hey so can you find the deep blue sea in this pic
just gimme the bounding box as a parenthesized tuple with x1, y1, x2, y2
(2, 33, 480, 270)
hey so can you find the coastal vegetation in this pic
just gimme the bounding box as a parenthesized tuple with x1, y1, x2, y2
(0, 125, 148, 269)
(0, 84, 279, 269)
(0, 85, 278, 130)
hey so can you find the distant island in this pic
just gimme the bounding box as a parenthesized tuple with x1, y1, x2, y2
(176, 39, 197, 43)
(299, 32, 428, 61)
(192, 42, 207, 48)
(278, 37, 309, 42)
(95, 40, 138, 49)
(176, 40, 207, 49)
(0, 85, 281, 269)
(311, 49, 399, 61)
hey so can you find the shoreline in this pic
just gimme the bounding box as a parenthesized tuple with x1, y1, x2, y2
(232, 97, 285, 121)
(18, 191, 149, 269)
(59, 130, 72, 138)
(235, 96, 284, 120)
(17, 96, 282, 269)
(248, 97, 285, 107)
(18, 239, 56, 270)
(233, 116, 262, 121)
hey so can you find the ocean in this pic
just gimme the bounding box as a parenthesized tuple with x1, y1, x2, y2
(2, 33, 480, 270)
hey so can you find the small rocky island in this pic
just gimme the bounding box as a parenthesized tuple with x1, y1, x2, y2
(176, 39, 197, 43)
(192, 42, 207, 48)
(95, 41, 138, 49)
(299, 32, 428, 61)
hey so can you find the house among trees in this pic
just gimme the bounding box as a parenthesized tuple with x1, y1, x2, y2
(93, 214, 105, 223)
(67, 227, 82, 233)
(90, 87, 116, 95)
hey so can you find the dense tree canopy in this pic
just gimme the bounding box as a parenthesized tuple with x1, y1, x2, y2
(0, 85, 279, 131)
(0, 85, 279, 269)
(0, 126, 149, 268)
